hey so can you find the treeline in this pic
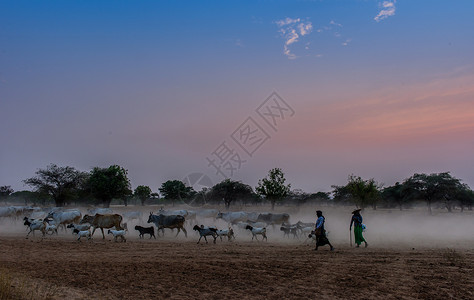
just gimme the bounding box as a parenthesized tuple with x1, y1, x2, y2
(1, 164, 473, 213)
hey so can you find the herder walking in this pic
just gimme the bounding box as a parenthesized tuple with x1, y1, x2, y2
(314, 210, 334, 251)
(350, 209, 368, 248)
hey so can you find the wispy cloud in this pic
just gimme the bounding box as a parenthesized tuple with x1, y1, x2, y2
(329, 20, 343, 27)
(275, 17, 313, 59)
(374, 1, 396, 22)
(234, 39, 244, 47)
(342, 38, 352, 46)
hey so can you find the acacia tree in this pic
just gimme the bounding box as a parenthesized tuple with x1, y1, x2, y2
(0, 186, 14, 204)
(402, 172, 462, 214)
(456, 184, 474, 212)
(331, 184, 352, 205)
(159, 180, 195, 206)
(382, 182, 411, 210)
(256, 168, 291, 210)
(209, 179, 255, 209)
(24, 164, 88, 207)
(346, 175, 381, 210)
(88, 165, 132, 208)
(134, 185, 152, 206)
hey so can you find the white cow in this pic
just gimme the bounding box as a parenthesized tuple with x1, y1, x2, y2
(195, 209, 219, 219)
(216, 211, 248, 224)
(122, 211, 142, 221)
(47, 210, 82, 231)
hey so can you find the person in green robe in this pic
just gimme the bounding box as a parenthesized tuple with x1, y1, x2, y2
(350, 209, 367, 248)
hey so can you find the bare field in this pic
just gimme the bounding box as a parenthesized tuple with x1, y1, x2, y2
(1, 205, 474, 299)
(1, 235, 473, 300)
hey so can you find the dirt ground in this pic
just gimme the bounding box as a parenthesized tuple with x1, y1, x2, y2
(1, 234, 473, 300)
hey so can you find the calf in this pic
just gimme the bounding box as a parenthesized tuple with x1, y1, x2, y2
(135, 225, 156, 239)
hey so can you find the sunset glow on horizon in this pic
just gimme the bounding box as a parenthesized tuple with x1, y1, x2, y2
(1, 0, 473, 193)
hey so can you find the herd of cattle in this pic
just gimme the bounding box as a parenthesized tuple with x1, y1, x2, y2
(0, 206, 319, 244)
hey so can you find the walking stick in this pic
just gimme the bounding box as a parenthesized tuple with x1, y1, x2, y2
(349, 228, 352, 247)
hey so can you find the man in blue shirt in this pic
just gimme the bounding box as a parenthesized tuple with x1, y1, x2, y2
(314, 210, 334, 251)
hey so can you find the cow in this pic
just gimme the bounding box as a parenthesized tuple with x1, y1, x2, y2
(195, 209, 219, 219)
(87, 208, 113, 215)
(80, 214, 123, 239)
(47, 209, 82, 231)
(257, 213, 290, 225)
(216, 211, 248, 224)
(147, 213, 187, 237)
(122, 211, 142, 221)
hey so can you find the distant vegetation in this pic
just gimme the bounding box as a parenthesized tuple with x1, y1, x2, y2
(1, 163, 473, 212)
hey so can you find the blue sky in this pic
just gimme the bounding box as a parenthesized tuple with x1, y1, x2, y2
(1, 1, 474, 193)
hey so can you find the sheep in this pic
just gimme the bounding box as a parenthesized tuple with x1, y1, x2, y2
(192, 225, 217, 244)
(67, 223, 91, 233)
(134, 225, 156, 239)
(73, 228, 91, 241)
(107, 229, 127, 242)
(216, 227, 235, 242)
(245, 225, 267, 241)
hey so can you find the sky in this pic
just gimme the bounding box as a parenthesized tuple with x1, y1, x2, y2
(1, 0, 474, 194)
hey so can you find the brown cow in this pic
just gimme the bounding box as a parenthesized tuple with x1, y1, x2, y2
(80, 214, 123, 239)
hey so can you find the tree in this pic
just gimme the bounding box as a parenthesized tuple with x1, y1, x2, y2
(402, 172, 462, 214)
(209, 179, 255, 209)
(456, 184, 474, 212)
(308, 191, 331, 204)
(346, 175, 381, 210)
(256, 168, 291, 210)
(10, 190, 50, 206)
(0, 186, 14, 204)
(88, 165, 132, 208)
(134, 185, 152, 206)
(382, 182, 411, 210)
(24, 164, 88, 207)
(159, 180, 195, 206)
(331, 184, 352, 205)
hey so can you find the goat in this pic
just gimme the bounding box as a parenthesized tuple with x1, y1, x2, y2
(280, 225, 298, 239)
(134, 226, 156, 239)
(67, 223, 91, 233)
(45, 223, 58, 235)
(73, 228, 91, 241)
(216, 227, 235, 242)
(24, 217, 46, 238)
(192, 225, 217, 244)
(107, 229, 127, 242)
(245, 225, 267, 241)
